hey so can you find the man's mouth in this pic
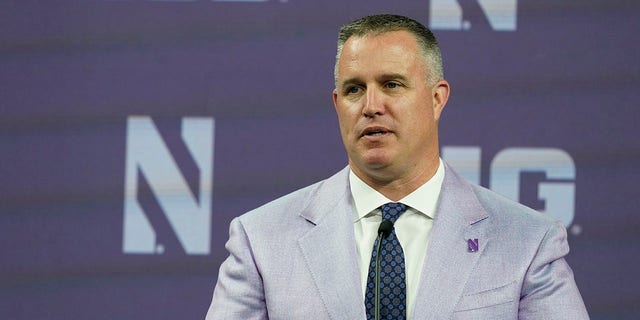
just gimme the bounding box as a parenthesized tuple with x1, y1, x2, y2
(361, 127, 390, 137)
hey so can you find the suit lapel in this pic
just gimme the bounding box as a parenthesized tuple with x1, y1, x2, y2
(412, 164, 490, 320)
(297, 167, 365, 320)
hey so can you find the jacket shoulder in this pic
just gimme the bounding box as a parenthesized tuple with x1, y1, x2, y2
(236, 167, 350, 228)
(470, 183, 557, 231)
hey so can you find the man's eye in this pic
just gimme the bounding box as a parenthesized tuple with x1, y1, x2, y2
(346, 86, 360, 94)
(385, 82, 399, 89)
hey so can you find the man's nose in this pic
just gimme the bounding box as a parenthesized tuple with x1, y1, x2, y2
(362, 88, 385, 117)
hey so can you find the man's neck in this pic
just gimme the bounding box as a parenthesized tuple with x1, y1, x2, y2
(350, 159, 441, 201)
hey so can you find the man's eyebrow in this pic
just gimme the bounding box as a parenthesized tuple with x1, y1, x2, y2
(339, 74, 410, 88)
(338, 77, 363, 89)
(377, 73, 409, 82)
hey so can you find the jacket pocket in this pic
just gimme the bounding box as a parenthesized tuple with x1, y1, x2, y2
(454, 280, 517, 312)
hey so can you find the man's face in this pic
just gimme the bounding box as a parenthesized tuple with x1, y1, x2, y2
(333, 30, 449, 184)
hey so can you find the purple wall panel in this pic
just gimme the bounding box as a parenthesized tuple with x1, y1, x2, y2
(1, 1, 639, 319)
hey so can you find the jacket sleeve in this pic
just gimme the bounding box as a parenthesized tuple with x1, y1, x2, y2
(518, 221, 589, 319)
(205, 217, 268, 320)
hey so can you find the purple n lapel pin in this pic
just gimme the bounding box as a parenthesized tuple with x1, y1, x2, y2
(467, 238, 479, 252)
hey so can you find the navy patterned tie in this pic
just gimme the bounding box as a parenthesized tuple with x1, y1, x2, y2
(365, 203, 407, 320)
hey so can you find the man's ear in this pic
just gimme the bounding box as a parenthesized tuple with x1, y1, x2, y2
(332, 88, 339, 110)
(432, 80, 450, 122)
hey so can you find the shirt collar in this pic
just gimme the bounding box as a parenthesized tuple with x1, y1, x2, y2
(349, 159, 445, 222)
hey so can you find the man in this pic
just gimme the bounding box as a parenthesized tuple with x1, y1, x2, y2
(206, 14, 588, 319)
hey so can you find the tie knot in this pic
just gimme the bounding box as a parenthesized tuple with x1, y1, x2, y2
(381, 202, 407, 223)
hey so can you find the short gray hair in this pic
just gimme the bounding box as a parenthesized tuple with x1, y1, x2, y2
(334, 14, 444, 86)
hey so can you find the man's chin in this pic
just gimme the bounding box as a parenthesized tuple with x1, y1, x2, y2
(347, 148, 396, 171)
(350, 156, 393, 174)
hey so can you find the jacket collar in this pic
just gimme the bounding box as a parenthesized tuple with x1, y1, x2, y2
(411, 162, 490, 319)
(297, 167, 366, 319)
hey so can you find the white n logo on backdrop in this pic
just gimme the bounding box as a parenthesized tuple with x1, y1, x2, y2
(123, 116, 214, 255)
(429, 0, 518, 31)
(443, 147, 576, 227)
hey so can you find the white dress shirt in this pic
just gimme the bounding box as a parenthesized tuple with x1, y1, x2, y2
(349, 159, 445, 317)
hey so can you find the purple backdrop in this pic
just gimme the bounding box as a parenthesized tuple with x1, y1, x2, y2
(1, 1, 639, 319)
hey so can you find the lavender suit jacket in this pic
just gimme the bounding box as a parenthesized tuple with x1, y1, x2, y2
(206, 164, 589, 319)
